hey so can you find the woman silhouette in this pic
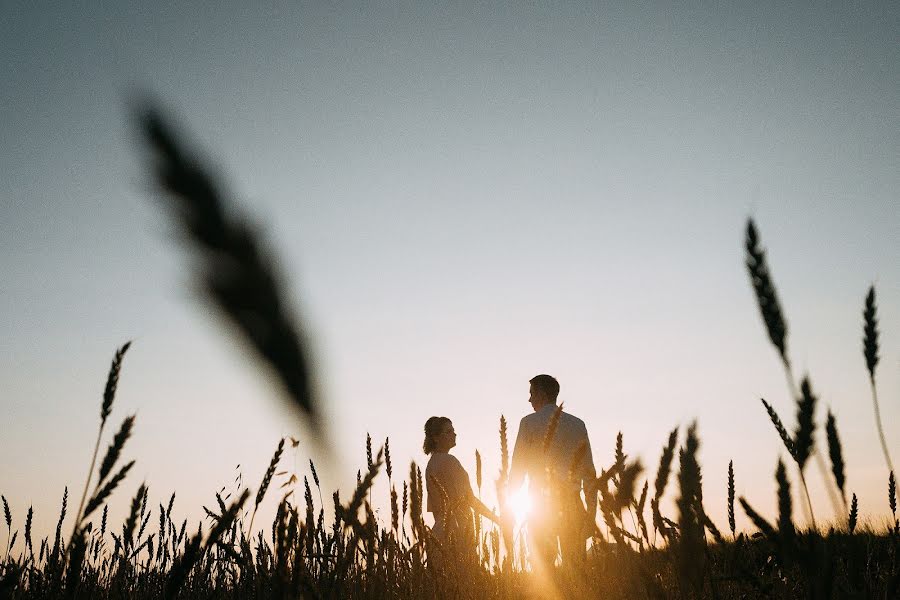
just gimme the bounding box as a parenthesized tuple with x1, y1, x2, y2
(423, 416, 499, 551)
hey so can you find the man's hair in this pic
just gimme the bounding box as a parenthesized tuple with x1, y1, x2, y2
(529, 374, 560, 402)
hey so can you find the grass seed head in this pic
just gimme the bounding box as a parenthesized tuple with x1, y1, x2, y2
(740, 497, 777, 543)
(309, 459, 320, 489)
(101, 341, 132, 424)
(745, 218, 789, 363)
(25, 506, 33, 552)
(727, 460, 736, 537)
(825, 409, 846, 502)
(542, 403, 564, 455)
(98, 415, 136, 486)
(761, 399, 796, 461)
(889, 471, 896, 517)
(794, 377, 817, 471)
(84, 460, 136, 521)
(849, 493, 858, 534)
(475, 450, 482, 493)
(256, 438, 285, 510)
(654, 427, 678, 501)
(863, 285, 879, 380)
(676, 422, 704, 595)
(775, 459, 794, 539)
(2, 495, 10, 529)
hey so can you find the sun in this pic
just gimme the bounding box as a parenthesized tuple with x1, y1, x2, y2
(508, 481, 533, 527)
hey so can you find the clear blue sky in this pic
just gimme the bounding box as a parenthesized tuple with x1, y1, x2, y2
(1, 1, 897, 540)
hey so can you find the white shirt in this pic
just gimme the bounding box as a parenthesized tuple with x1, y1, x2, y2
(509, 404, 596, 492)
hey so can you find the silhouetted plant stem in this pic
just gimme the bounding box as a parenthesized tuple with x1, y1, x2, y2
(825, 409, 848, 511)
(863, 285, 892, 476)
(747, 220, 842, 525)
(871, 382, 894, 476)
(797, 471, 815, 532)
(780, 358, 798, 401)
(783, 346, 841, 526)
(72, 342, 131, 550)
(73, 431, 104, 546)
(813, 453, 843, 523)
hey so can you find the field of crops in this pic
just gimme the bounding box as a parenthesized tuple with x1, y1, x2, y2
(0, 392, 897, 598)
(1, 110, 897, 599)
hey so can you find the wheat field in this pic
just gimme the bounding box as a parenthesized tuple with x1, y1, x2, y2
(0, 110, 897, 599)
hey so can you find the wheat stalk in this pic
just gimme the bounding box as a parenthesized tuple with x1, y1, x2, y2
(676, 422, 704, 596)
(635, 481, 650, 546)
(138, 105, 321, 439)
(2, 496, 10, 562)
(889, 472, 896, 520)
(249, 438, 285, 535)
(739, 497, 777, 543)
(24, 506, 33, 559)
(793, 378, 818, 530)
(848, 493, 858, 534)
(390, 486, 399, 532)
(760, 397, 815, 527)
(745, 219, 789, 369)
(746, 220, 845, 522)
(475, 450, 482, 496)
(760, 399, 796, 459)
(654, 428, 678, 502)
(825, 409, 847, 508)
(727, 460, 736, 538)
(614, 432, 625, 475)
(498, 415, 509, 484)
(83, 461, 136, 521)
(542, 403, 564, 455)
(165, 489, 249, 599)
(72, 343, 131, 546)
(863, 286, 894, 475)
(775, 459, 795, 542)
(122, 484, 147, 556)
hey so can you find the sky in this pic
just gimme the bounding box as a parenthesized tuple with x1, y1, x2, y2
(1, 1, 898, 544)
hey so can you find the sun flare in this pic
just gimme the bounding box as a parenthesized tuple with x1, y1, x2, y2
(508, 481, 533, 527)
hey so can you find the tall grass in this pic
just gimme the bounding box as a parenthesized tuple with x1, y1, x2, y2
(138, 104, 322, 441)
(2, 115, 898, 598)
(1, 341, 898, 596)
(6, 369, 897, 597)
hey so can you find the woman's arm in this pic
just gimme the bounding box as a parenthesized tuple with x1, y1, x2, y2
(450, 455, 501, 524)
(468, 493, 501, 524)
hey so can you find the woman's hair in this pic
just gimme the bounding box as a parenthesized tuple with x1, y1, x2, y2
(423, 416, 452, 455)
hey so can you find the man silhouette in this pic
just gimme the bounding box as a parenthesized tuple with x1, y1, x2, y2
(509, 374, 596, 567)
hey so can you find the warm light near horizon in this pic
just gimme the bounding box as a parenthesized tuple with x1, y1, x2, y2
(509, 481, 533, 528)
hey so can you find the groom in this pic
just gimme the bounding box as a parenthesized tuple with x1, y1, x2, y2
(509, 374, 597, 566)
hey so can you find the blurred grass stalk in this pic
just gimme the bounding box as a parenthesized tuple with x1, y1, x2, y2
(136, 102, 323, 449)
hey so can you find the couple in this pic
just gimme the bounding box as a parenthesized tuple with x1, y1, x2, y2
(423, 374, 596, 566)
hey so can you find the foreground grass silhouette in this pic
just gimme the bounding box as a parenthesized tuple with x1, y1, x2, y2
(0, 107, 897, 599)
